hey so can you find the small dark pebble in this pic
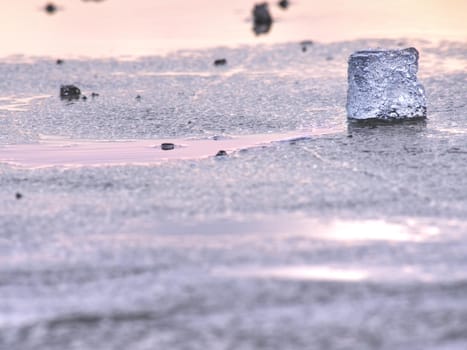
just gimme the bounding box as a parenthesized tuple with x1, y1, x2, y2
(82, 95, 87, 101)
(15, 192, 22, 200)
(161, 143, 175, 151)
(45, 3, 57, 14)
(347, 134, 353, 138)
(216, 150, 228, 157)
(278, 0, 289, 9)
(91, 92, 99, 98)
(302, 46, 307, 52)
(60, 85, 81, 100)
(214, 58, 227, 66)
(253, 3, 273, 35)
(56, 59, 64, 65)
(136, 95, 142, 100)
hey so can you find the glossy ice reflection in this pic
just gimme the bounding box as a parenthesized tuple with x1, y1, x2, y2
(0, 95, 50, 112)
(216, 263, 457, 283)
(216, 266, 369, 282)
(323, 220, 440, 242)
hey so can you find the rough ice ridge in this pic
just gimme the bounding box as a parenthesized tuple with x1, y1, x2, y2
(346, 47, 427, 120)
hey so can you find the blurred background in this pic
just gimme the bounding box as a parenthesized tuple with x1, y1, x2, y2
(0, 0, 466, 57)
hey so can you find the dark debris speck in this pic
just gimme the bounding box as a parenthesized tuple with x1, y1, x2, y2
(15, 192, 23, 200)
(278, 0, 289, 9)
(214, 59, 227, 66)
(44, 3, 57, 14)
(215, 150, 228, 157)
(161, 143, 175, 151)
(253, 3, 273, 35)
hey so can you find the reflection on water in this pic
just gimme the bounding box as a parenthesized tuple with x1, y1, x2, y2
(0, 0, 465, 57)
(0, 128, 338, 168)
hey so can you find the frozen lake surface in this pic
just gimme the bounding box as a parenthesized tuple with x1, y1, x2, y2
(1, 38, 467, 349)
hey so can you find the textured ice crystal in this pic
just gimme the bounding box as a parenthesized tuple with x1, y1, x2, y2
(346, 47, 426, 120)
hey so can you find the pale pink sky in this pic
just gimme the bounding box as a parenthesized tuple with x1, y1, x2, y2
(0, 0, 466, 57)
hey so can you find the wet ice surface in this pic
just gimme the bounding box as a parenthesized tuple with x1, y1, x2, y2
(1, 39, 467, 349)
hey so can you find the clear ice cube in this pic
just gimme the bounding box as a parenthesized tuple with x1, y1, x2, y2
(346, 47, 426, 120)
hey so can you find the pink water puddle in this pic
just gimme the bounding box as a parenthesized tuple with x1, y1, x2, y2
(0, 128, 340, 168)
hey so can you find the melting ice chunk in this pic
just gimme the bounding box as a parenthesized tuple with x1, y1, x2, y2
(346, 47, 426, 120)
